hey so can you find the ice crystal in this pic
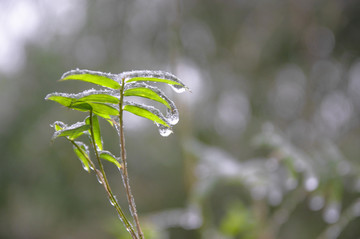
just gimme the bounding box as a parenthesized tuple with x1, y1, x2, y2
(61, 69, 117, 81)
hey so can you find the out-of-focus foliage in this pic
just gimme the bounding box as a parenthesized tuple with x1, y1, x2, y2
(1, 0, 360, 238)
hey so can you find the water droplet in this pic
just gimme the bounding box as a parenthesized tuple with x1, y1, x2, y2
(159, 125, 173, 137)
(323, 202, 341, 224)
(81, 162, 89, 172)
(96, 173, 103, 184)
(304, 175, 319, 192)
(166, 108, 179, 125)
(117, 214, 124, 223)
(170, 84, 187, 93)
(309, 195, 325, 211)
(109, 196, 117, 206)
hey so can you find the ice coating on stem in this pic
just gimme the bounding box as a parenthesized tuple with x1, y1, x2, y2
(109, 195, 118, 206)
(96, 173, 103, 184)
(95, 169, 105, 185)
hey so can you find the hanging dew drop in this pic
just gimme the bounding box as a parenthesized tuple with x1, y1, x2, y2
(96, 173, 103, 184)
(170, 84, 187, 93)
(166, 108, 179, 125)
(118, 214, 124, 223)
(109, 196, 117, 206)
(81, 162, 89, 172)
(168, 114, 179, 125)
(159, 126, 173, 137)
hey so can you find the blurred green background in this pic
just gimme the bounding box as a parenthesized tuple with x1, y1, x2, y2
(1, 0, 360, 238)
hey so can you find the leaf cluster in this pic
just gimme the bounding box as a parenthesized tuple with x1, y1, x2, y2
(45, 69, 189, 239)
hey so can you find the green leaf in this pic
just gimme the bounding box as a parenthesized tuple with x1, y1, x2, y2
(51, 121, 67, 131)
(72, 141, 92, 172)
(61, 69, 120, 89)
(99, 151, 121, 169)
(122, 70, 189, 93)
(124, 87, 170, 109)
(126, 77, 183, 86)
(90, 103, 119, 118)
(123, 103, 170, 128)
(52, 123, 90, 140)
(86, 115, 103, 150)
(46, 95, 91, 111)
(46, 94, 118, 119)
(46, 95, 74, 107)
(80, 94, 119, 104)
(71, 101, 93, 111)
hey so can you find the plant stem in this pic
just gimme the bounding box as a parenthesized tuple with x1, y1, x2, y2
(88, 111, 138, 239)
(119, 78, 144, 239)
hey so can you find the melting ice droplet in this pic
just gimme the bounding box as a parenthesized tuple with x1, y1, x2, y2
(159, 126, 173, 137)
(170, 84, 187, 93)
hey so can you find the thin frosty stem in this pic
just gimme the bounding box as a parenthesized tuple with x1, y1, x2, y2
(119, 78, 144, 239)
(88, 111, 138, 239)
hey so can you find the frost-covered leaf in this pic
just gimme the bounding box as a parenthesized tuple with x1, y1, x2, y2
(124, 87, 169, 108)
(123, 102, 170, 128)
(51, 122, 90, 140)
(61, 69, 120, 90)
(80, 94, 119, 104)
(46, 93, 119, 119)
(99, 150, 121, 169)
(124, 83, 171, 109)
(124, 83, 180, 127)
(85, 115, 103, 150)
(46, 89, 119, 104)
(90, 103, 119, 118)
(121, 70, 189, 93)
(45, 94, 92, 111)
(46, 94, 74, 107)
(51, 121, 67, 131)
(72, 141, 92, 172)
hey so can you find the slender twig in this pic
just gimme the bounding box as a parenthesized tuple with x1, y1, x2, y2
(88, 111, 138, 239)
(119, 78, 144, 239)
